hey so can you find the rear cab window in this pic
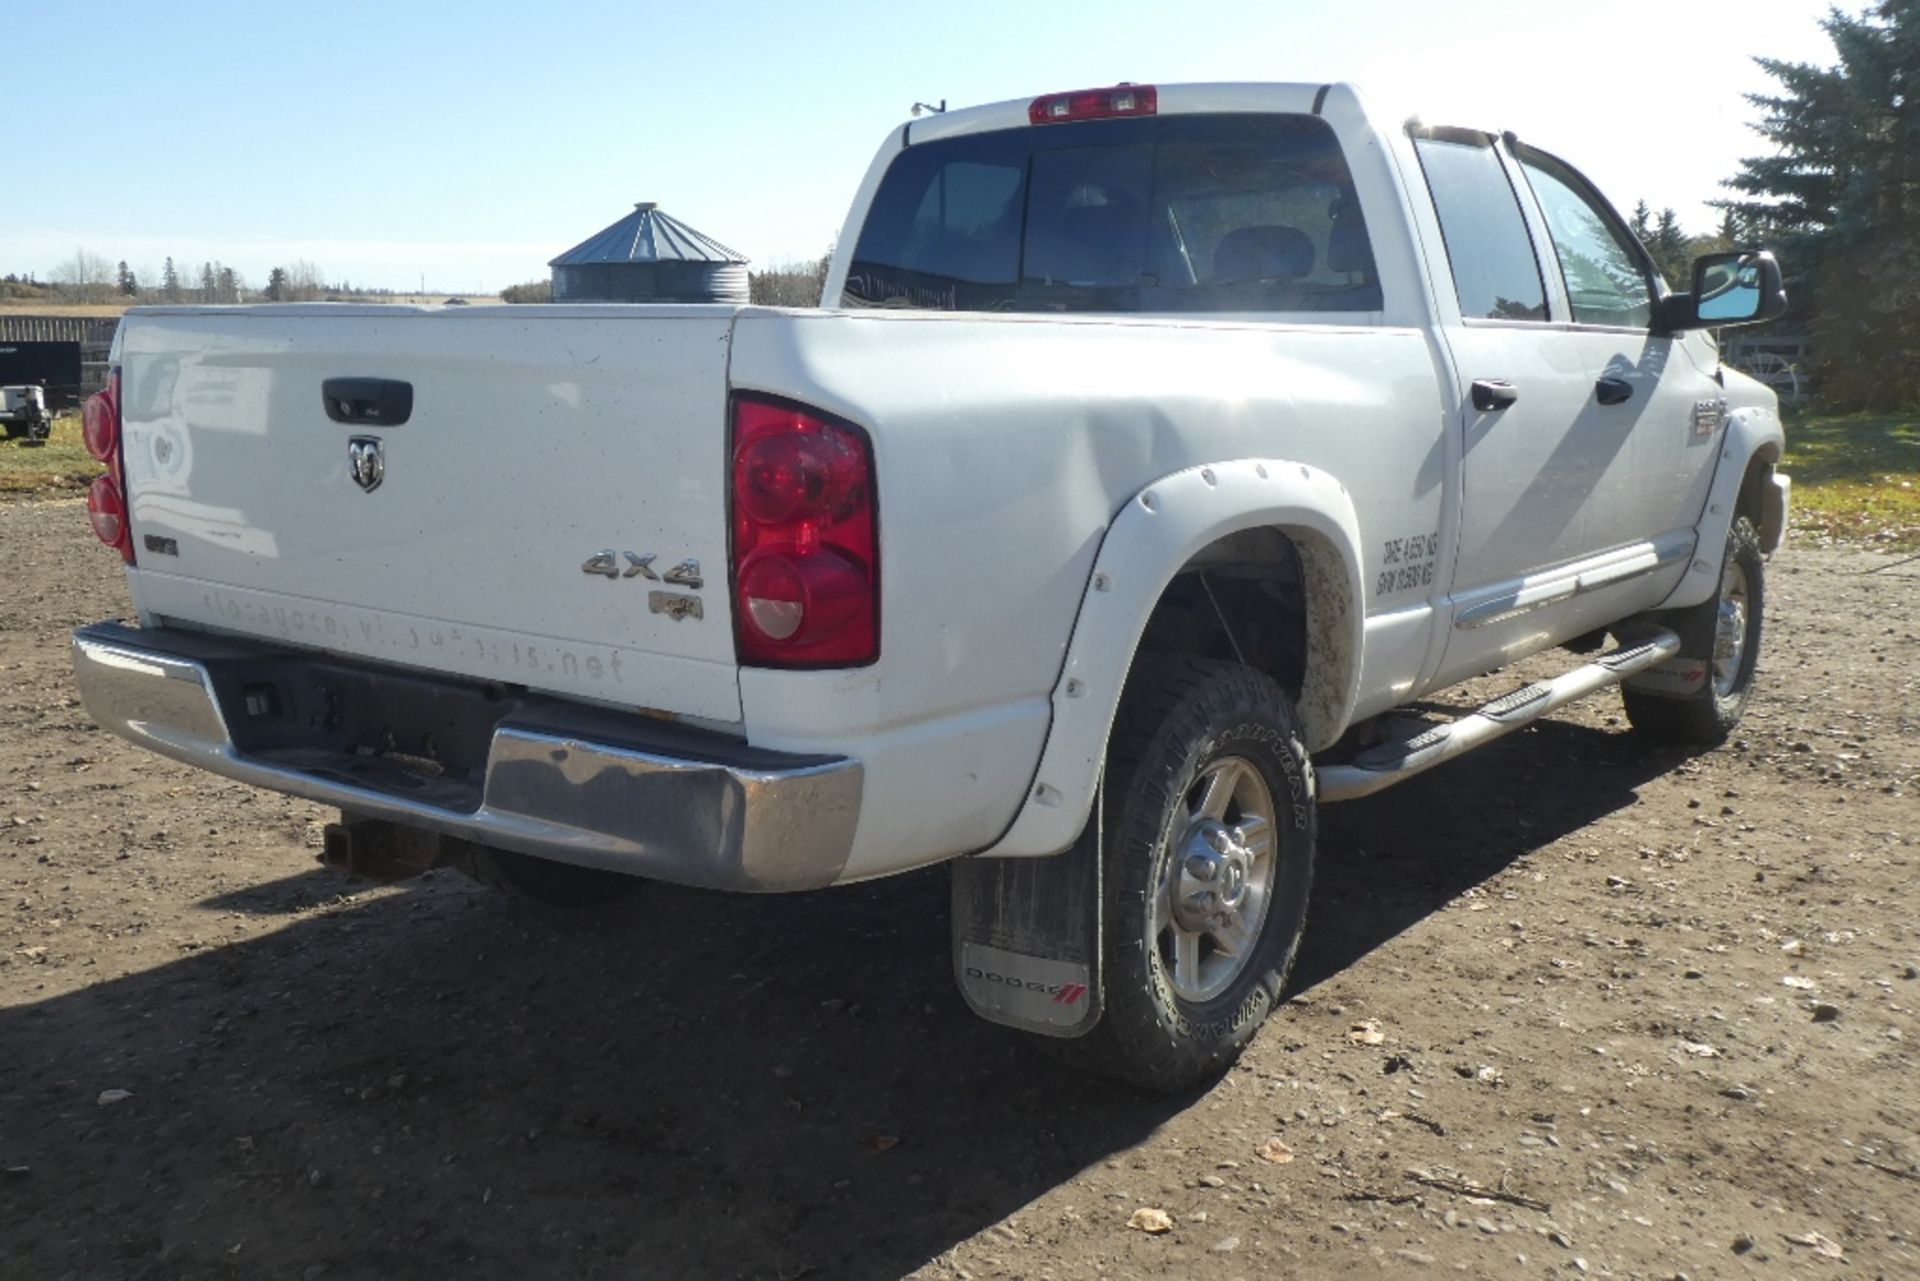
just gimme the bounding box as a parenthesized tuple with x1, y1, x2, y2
(844, 114, 1381, 315)
(1411, 133, 1549, 323)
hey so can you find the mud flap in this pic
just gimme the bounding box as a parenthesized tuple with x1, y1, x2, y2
(950, 793, 1103, 1039)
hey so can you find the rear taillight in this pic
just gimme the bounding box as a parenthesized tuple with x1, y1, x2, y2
(86, 473, 127, 547)
(81, 371, 119, 461)
(1028, 84, 1157, 125)
(81, 370, 133, 563)
(730, 394, 878, 667)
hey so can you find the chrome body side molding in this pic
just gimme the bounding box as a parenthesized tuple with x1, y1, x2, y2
(1452, 535, 1694, 631)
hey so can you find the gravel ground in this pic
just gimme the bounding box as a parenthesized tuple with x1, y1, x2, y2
(3, 497, 1917, 1281)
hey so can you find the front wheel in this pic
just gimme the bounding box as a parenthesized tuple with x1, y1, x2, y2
(1622, 516, 1765, 743)
(1064, 659, 1316, 1092)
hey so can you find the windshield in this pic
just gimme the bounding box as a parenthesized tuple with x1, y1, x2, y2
(844, 113, 1380, 315)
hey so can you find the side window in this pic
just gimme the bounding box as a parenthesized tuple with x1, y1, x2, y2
(1516, 152, 1653, 329)
(1413, 136, 1548, 322)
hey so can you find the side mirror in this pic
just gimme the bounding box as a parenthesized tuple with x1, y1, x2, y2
(1661, 249, 1787, 332)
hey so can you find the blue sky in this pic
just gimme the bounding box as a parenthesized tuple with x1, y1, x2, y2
(7, 0, 1838, 292)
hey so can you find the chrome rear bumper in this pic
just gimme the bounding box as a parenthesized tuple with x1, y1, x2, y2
(71, 623, 861, 891)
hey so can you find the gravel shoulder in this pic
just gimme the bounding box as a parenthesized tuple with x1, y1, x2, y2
(3, 498, 1916, 1280)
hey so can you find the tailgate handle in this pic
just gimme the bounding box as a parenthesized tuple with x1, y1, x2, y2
(322, 378, 413, 427)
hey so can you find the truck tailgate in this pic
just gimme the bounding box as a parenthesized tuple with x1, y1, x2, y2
(117, 305, 742, 723)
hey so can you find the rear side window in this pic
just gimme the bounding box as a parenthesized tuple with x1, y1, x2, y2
(1413, 136, 1547, 322)
(844, 114, 1381, 315)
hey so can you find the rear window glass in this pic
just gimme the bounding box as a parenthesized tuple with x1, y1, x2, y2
(844, 114, 1381, 315)
(1412, 136, 1548, 322)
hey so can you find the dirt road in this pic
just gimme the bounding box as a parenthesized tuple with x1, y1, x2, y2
(3, 497, 1916, 1280)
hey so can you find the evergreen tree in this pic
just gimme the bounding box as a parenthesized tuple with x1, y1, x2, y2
(1650, 208, 1692, 286)
(1720, 1, 1920, 408)
(162, 258, 180, 303)
(266, 266, 288, 301)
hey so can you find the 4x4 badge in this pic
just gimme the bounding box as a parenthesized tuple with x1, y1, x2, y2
(347, 437, 384, 492)
(581, 549, 702, 590)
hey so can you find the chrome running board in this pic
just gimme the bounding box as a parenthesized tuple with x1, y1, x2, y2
(1317, 628, 1681, 802)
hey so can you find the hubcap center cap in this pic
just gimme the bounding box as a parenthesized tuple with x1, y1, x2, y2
(1174, 821, 1253, 930)
(1716, 601, 1745, 660)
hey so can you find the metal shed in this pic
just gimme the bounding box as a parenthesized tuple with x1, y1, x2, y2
(0, 316, 119, 404)
(549, 203, 749, 304)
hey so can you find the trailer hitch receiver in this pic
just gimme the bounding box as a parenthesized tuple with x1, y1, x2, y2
(319, 818, 456, 883)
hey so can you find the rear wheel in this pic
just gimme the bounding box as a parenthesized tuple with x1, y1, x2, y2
(456, 845, 643, 910)
(1059, 658, 1315, 1092)
(1622, 516, 1765, 744)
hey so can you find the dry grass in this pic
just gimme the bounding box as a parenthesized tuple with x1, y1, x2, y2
(0, 300, 131, 317)
(0, 415, 103, 495)
(1782, 409, 1920, 550)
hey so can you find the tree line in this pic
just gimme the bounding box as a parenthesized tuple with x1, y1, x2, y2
(4, 252, 411, 306)
(747, 248, 833, 307)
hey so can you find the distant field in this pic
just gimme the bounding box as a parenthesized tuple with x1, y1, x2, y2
(387, 294, 503, 306)
(0, 300, 129, 317)
(0, 296, 498, 315)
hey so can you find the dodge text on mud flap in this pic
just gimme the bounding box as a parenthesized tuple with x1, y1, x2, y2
(965, 966, 1088, 1004)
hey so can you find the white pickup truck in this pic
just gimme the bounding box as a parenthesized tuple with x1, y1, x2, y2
(71, 83, 1789, 1090)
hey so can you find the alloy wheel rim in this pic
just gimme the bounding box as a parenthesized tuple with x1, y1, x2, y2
(1152, 755, 1278, 1003)
(1713, 557, 1752, 697)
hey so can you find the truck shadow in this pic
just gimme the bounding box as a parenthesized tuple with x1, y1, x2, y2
(1298, 717, 1686, 991)
(2, 720, 1684, 1281)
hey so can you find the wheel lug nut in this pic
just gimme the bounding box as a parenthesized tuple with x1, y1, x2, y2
(1185, 854, 1218, 881)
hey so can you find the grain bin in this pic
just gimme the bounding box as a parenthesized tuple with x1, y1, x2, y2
(549, 202, 749, 304)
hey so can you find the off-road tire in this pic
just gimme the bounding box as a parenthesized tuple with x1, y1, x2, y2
(457, 845, 643, 910)
(1622, 516, 1765, 744)
(1062, 658, 1316, 1092)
